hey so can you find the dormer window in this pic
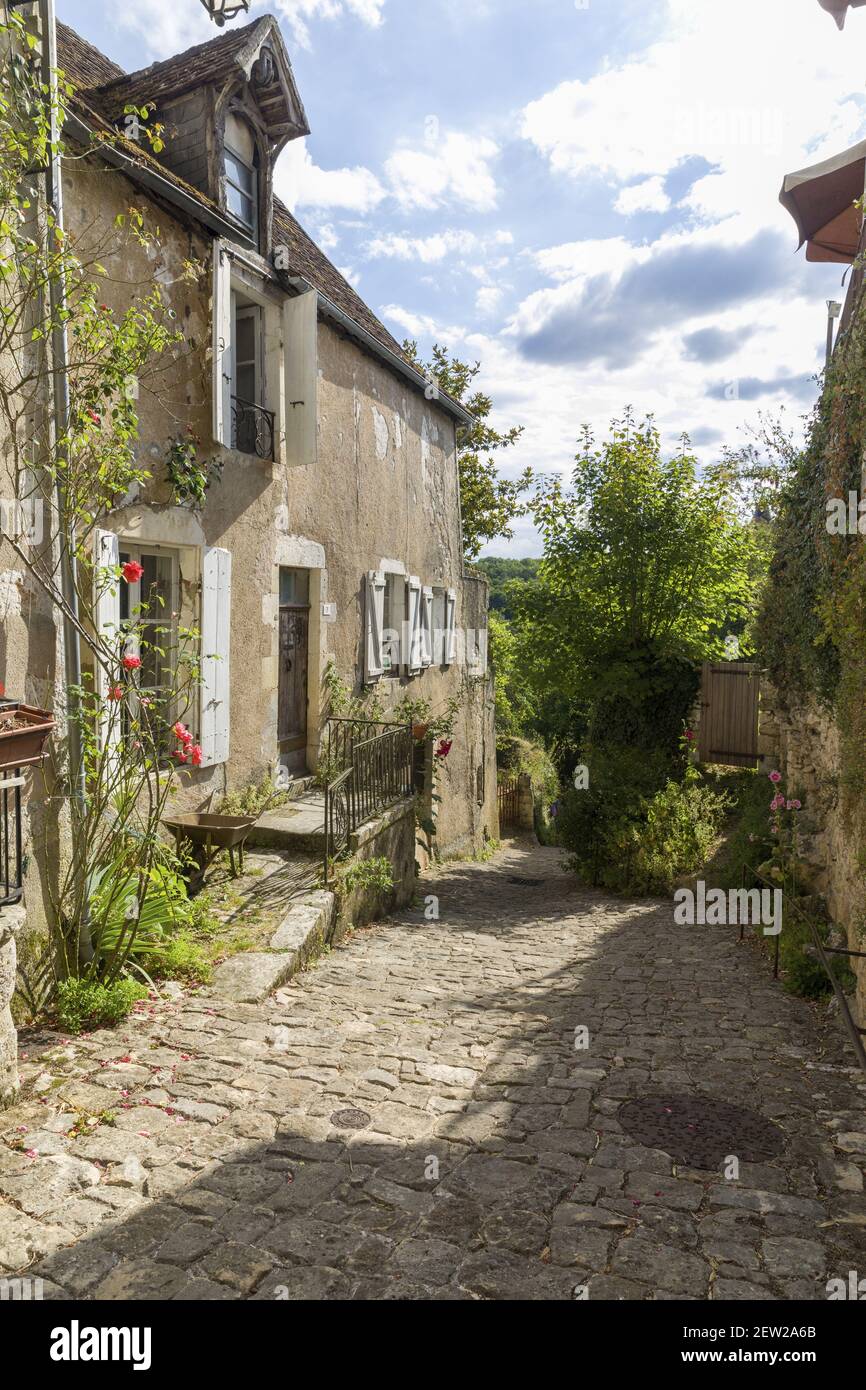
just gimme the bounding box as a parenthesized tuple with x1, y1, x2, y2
(224, 112, 258, 238)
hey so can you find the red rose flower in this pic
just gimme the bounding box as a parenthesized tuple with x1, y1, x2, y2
(107, 685, 123, 701)
(190, 744, 203, 767)
(122, 560, 144, 583)
(122, 654, 142, 671)
(435, 738, 453, 759)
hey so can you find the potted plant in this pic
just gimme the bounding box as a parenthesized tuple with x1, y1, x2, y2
(0, 701, 55, 770)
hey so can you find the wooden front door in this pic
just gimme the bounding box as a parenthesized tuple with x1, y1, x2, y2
(278, 575, 310, 757)
(698, 661, 760, 768)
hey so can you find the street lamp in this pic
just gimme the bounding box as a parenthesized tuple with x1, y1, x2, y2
(817, 0, 866, 29)
(199, 0, 251, 25)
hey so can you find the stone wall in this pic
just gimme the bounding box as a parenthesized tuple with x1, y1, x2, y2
(759, 679, 866, 1024)
(336, 799, 416, 934)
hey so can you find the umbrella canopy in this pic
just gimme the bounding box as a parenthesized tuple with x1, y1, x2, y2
(818, 0, 866, 28)
(779, 139, 866, 262)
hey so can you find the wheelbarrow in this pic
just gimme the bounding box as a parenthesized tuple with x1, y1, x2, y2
(163, 812, 259, 891)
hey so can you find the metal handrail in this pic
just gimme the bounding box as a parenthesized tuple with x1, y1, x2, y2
(740, 862, 866, 1078)
(323, 720, 413, 882)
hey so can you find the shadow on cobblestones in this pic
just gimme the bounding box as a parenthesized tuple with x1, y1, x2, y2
(2, 841, 865, 1301)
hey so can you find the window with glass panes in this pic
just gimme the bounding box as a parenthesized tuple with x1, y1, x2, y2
(118, 546, 180, 728)
(224, 146, 257, 234)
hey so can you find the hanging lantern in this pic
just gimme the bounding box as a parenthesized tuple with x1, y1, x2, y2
(199, 0, 251, 26)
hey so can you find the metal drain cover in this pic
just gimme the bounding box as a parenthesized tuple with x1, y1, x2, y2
(617, 1094, 784, 1168)
(508, 876, 544, 886)
(330, 1107, 371, 1131)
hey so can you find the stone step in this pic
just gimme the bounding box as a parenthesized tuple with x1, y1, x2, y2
(206, 889, 335, 1003)
(248, 791, 327, 853)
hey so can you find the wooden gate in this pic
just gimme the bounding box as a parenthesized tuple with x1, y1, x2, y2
(498, 777, 519, 826)
(698, 661, 760, 768)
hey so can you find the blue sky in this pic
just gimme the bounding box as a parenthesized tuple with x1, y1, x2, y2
(57, 0, 866, 554)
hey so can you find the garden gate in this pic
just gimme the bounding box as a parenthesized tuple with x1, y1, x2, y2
(697, 661, 760, 768)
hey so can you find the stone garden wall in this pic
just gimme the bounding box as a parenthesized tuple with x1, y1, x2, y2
(759, 680, 866, 1025)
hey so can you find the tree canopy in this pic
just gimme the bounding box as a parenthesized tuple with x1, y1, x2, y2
(403, 341, 532, 560)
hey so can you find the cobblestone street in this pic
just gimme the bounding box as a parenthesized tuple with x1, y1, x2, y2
(1, 841, 864, 1301)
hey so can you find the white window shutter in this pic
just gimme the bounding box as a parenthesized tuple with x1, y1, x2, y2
(407, 576, 422, 675)
(364, 571, 386, 682)
(444, 588, 457, 666)
(283, 288, 318, 468)
(94, 529, 121, 752)
(200, 547, 232, 766)
(421, 586, 434, 668)
(213, 241, 233, 448)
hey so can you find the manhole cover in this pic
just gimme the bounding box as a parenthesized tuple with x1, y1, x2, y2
(508, 876, 543, 886)
(330, 1108, 371, 1131)
(617, 1094, 784, 1169)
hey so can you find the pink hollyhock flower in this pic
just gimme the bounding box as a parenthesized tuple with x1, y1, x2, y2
(768, 770, 782, 784)
(122, 560, 144, 584)
(684, 729, 695, 742)
(122, 654, 142, 671)
(792, 799, 802, 810)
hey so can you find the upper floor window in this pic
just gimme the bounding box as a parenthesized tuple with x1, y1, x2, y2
(224, 112, 259, 238)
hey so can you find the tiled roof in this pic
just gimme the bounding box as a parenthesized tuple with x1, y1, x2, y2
(57, 21, 124, 88)
(272, 200, 406, 359)
(55, 19, 449, 406)
(90, 19, 273, 114)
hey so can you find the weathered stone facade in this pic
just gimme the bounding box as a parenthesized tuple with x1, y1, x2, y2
(0, 13, 498, 989)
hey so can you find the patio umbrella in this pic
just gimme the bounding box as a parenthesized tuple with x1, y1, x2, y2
(818, 0, 866, 28)
(779, 139, 866, 262)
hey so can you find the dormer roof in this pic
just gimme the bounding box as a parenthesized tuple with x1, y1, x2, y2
(88, 15, 309, 149)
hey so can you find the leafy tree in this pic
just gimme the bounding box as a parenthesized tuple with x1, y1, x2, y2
(402, 341, 532, 560)
(518, 411, 764, 752)
(474, 556, 540, 618)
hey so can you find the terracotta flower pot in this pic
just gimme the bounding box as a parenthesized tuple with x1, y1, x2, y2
(412, 723, 430, 741)
(0, 704, 55, 771)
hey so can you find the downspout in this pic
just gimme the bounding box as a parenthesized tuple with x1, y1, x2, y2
(39, 0, 91, 963)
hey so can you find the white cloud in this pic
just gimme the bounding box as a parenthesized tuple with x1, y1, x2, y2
(476, 285, 504, 316)
(262, 0, 385, 50)
(365, 228, 512, 265)
(521, 0, 866, 235)
(385, 131, 500, 212)
(114, 0, 212, 58)
(275, 140, 386, 213)
(380, 304, 467, 343)
(615, 176, 671, 216)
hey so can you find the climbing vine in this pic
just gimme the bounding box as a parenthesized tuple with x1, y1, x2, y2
(758, 278, 866, 817)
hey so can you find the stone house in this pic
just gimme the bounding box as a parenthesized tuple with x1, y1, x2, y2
(0, 13, 499, 993)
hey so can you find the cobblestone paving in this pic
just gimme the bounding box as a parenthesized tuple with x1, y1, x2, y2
(1, 842, 865, 1301)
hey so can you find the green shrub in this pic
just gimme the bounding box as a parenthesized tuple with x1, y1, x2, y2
(219, 777, 289, 818)
(557, 746, 728, 894)
(153, 932, 212, 984)
(56, 977, 148, 1035)
(339, 856, 394, 896)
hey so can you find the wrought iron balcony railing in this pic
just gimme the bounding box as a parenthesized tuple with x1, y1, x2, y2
(231, 395, 275, 461)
